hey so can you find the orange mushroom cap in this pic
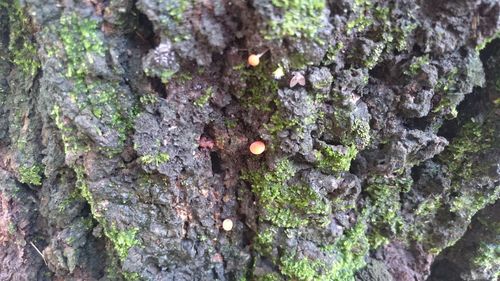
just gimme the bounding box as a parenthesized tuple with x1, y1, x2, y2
(248, 54, 260, 67)
(250, 141, 266, 155)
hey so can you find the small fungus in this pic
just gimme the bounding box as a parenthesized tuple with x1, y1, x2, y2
(250, 141, 266, 155)
(248, 54, 261, 66)
(222, 219, 233, 231)
(248, 51, 267, 67)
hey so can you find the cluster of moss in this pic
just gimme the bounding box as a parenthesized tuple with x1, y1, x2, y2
(432, 67, 460, 118)
(51, 104, 91, 157)
(18, 164, 43, 186)
(271, 217, 370, 281)
(315, 144, 358, 174)
(242, 159, 330, 228)
(440, 118, 499, 218)
(235, 63, 279, 112)
(364, 176, 412, 247)
(473, 242, 500, 278)
(74, 166, 141, 265)
(4, 0, 40, 76)
(346, 0, 375, 34)
(405, 54, 430, 76)
(323, 42, 344, 66)
(194, 86, 213, 107)
(56, 13, 134, 151)
(266, 0, 326, 40)
(157, 0, 192, 43)
(139, 152, 170, 166)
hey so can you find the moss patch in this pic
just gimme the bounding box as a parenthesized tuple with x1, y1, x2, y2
(6, 0, 40, 76)
(18, 164, 43, 186)
(242, 159, 330, 228)
(266, 0, 326, 40)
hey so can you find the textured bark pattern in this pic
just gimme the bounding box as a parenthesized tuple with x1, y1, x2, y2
(0, 0, 499, 280)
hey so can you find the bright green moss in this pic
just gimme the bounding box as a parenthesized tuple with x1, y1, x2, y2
(450, 190, 499, 220)
(323, 42, 344, 65)
(280, 254, 322, 281)
(139, 152, 170, 166)
(165, 0, 190, 23)
(57, 13, 134, 150)
(476, 31, 500, 52)
(7, 0, 40, 76)
(160, 69, 177, 83)
(242, 159, 330, 228)
(256, 273, 281, 281)
(328, 219, 370, 281)
(278, 218, 370, 281)
(433, 68, 460, 117)
(405, 54, 430, 76)
(315, 144, 358, 174)
(255, 227, 276, 255)
(106, 226, 140, 261)
(18, 164, 43, 186)
(194, 87, 213, 107)
(440, 121, 493, 180)
(346, 0, 374, 34)
(75, 165, 141, 262)
(415, 195, 442, 217)
(59, 14, 105, 79)
(267, 0, 326, 40)
(365, 176, 412, 237)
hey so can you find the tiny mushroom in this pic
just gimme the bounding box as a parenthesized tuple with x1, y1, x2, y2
(249, 141, 266, 155)
(248, 54, 261, 67)
(222, 219, 233, 231)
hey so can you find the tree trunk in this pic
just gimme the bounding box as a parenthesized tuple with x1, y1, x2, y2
(0, 0, 499, 280)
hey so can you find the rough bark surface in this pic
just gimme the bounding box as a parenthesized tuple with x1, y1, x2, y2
(0, 0, 499, 280)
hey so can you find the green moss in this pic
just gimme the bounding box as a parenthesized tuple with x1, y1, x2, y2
(280, 254, 322, 281)
(57, 13, 134, 150)
(449, 190, 499, 220)
(346, 0, 374, 34)
(256, 273, 282, 281)
(59, 14, 105, 78)
(364, 176, 412, 244)
(278, 218, 370, 281)
(237, 63, 279, 112)
(405, 54, 430, 76)
(315, 144, 358, 174)
(75, 165, 141, 263)
(414, 195, 442, 217)
(139, 152, 170, 166)
(473, 242, 500, 278)
(439, 121, 493, 180)
(18, 164, 43, 186)
(7, 0, 40, 76)
(242, 159, 330, 228)
(328, 218, 370, 280)
(266, 0, 326, 40)
(165, 0, 190, 23)
(106, 226, 140, 261)
(51, 105, 91, 156)
(323, 42, 344, 65)
(433, 67, 460, 117)
(476, 31, 500, 52)
(160, 69, 177, 83)
(139, 93, 158, 106)
(254, 227, 277, 255)
(194, 87, 213, 107)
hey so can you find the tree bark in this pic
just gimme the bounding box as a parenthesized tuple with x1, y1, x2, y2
(0, 0, 499, 280)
